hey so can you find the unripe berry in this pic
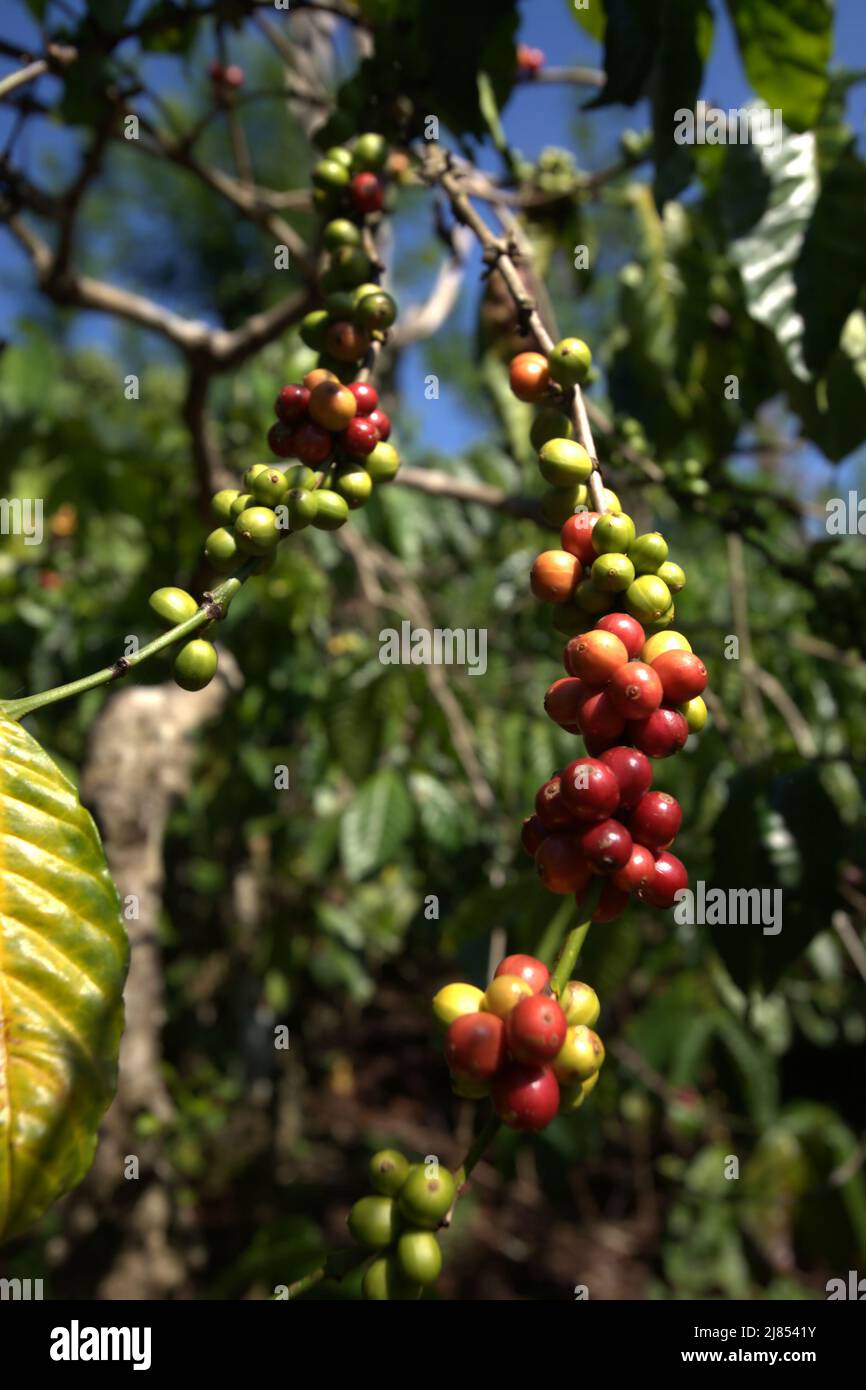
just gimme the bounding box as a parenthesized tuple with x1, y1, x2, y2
(348, 1195, 399, 1249)
(356, 290, 397, 331)
(311, 489, 350, 529)
(398, 1165, 456, 1228)
(366, 440, 400, 482)
(530, 549, 580, 604)
(641, 630, 692, 663)
(204, 526, 239, 573)
(482, 974, 533, 1019)
(559, 981, 600, 1028)
(625, 575, 672, 624)
(252, 468, 289, 507)
(629, 531, 668, 574)
(173, 639, 218, 692)
(308, 379, 357, 431)
(323, 218, 362, 251)
(590, 552, 635, 593)
(538, 437, 593, 486)
(362, 1255, 421, 1302)
(334, 466, 373, 508)
(592, 512, 635, 555)
(548, 336, 592, 387)
(657, 560, 686, 593)
(234, 505, 279, 555)
(432, 982, 485, 1029)
(286, 488, 318, 530)
(369, 1149, 411, 1196)
(149, 587, 198, 626)
(396, 1230, 442, 1286)
(352, 132, 389, 172)
(324, 320, 371, 362)
(211, 488, 241, 522)
(508, 351, 551, 402)
(530, 407, 572, 451)
(553, 1025, 605, 1082)
(680, 695, 708, 732)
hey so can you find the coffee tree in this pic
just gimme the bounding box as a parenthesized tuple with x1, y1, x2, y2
(1, 0, 865, 1300)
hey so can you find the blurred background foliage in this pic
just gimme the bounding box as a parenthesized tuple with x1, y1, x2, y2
(1, 0, 865, 1300)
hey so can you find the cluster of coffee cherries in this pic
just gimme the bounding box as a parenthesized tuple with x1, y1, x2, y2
(347, 1149, 453, 1300)
(147, 586, 219, 692)
(433, 955, 604, 1132)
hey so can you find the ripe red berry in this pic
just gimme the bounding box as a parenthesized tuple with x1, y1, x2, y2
(343, 416, 380, 456)
(506, 994, 568, 1064)
(509, 351, 551, 402)
(292, 421, 333, 466)
(351, 171, 384, 214)
(583, 732, 621, 757)
(651, 650, 708, 703)
(609, 660, 664, 720)
(535, 775, 574, 830)
(544, 676, 588, 731)
(535, 833, 592, 894)
(594, 612, 645, 659)
(516, 43, 545, 76)
(631, 706, 689, 758)
(521, 815, 547, 858)
(588, 880, 630, 923)
(223, 64, 244, 89)
(444, 1011, 506, 1081)
(597, 746, 652, 809)
(267, 422, 297, 458)
(531, 550, 580, 604)
(629, 792, 682, 848)
(565, 630, 629, 684)
(576, 689, 626, 743)
(495, 954, 549, 994)
(560, 511, 600, 566)
(492, 1061, 560, 1131)
(560, 758, 620, 822)
(348, 381, 378, 415)
(275, 383, 310, 424)
(366, 407, 391, 440)
(578, 818, 633, 874)
(639, 850, 689, 908)
(612, 842, 655, 892)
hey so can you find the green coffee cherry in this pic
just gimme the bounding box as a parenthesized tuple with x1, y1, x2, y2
(331, 246, 372, 288)
(530, 408, 573, 452)
(548, 336, 592, 387)
(592, 512, 635, 554)
(334, 466, 373, 508)
(212, 488, 240, 523)
(234, 505, 280, 555)
(680, 695, 708, 732)
(366, 441, 400, 482)
(324, 145, 353, 169)
(252, 468, 289, 507)
(229, 492, 254, 520)
(323, 218, 362, 251)
(285, 463, 317, 491)
(312, 158, 350, 191)
(352, 131, 388, 171)
(397, 1166, 456, 1229)
(539, 487, 586, 529)
(204, 526, 239, 573)
(324, 289, 357, 319)
(351, 280, 381, 306)
(538, 438, 593, 487)
(646, 601, 675, 632)
(625, 574, 672, 623)
(355, 290, 397, 331)
(629, 531, 669, 573)
(369, 1149, 411, 1197)
(656, 560, 685, 593)
(173, 639, 218, 692)
(286, 488, 318, 530)
(243, 463, 269, 490)
(149, 587, 198, 626)
(362, 1255, 422, 1302)
(590, 552, 635, 593)
(347, 1195, 399, 1250)
(598, 487, 622, 514)
(300, 309, 330, 351)
(560, 981, 601, 1028)
(575, 577, 611, 615)
(396, 1231, 442, 1286)
(311, 489, 349, 530)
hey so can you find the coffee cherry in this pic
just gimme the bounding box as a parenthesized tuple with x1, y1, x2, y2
(286, 488, 319, 530)
(592, 512, 635, 555)
(539, 486, 587, 531)
(629, 791, 682, 848)
(330, 245, 373, 288)
(530, 549, 580, 604)
(352, 131, 389, 172)
(482, 974, 533, 1019)
(506, 994, 568, 1064)
(544, 676, 587, 730)
(559, 981, 600, 1028)
(495, 954, 550, 994)
(351, 280, 381, 308)
(323, 218, 362, 251)
(680, 695, 708, 732)
(444, 1011, 506, 1081)
(560, 510, 600, 565)
(516, 43, 545, 76)
(348, 1194, 399, 1249)
(350, 171, 385, 213)
(366, 406, 391, 440)
(308, 380, 357, 432)
(578, 817, 632, 873)
(212, 488, 240, 522)
(639, 850, 688, 908)
(432, 982, 485, 1029)
(492, 1061, 560, 1131)
(304, 366, 339, 391)
(598, 487, 622, 514)
(356, 290, 397, 331)
(564, 630, 628, 684)
(657, 560, 685, 593)
(398, 1165, 456, 1228)
(366, 440, 400, 481)
(520, 814, 547, 857)
(535, 775, 574, 830)
(173, 639, 218, 692)
(530, 408, 572, 451)
(589, 880, 630, 922)
(597, 745, 652, 809)
(244, 463, 269, 488)
(397, 1230, 442, 1286)
(324, 145, 353, 168)
(535, 833, 592, 894)
(594, 613, 645, 658)
(300, 309, 330, 351)
(288, 422, 330, 467)
(342, 416, 379, 456)
(608, 660, 664, 719)
(324, 321, 371, 362)
(590, 552, 635, 593)
(313, 157, 351, 191)
(574, 577, 611, 616)
(362, 1254, 422, 1301)
(548, 336, 592, 387)
(234, 505, 279, 555)
(509, 351, 551, 402)
(229, 492, 254, 519)
(651, 649, 708, 703)
(625, 575, 672, 623)
(149, 587, 198, 626)
(612, 842, 655, 892)
(369, 1148, 411, 1196)
(558, 1072, 599, 1114)
(583, 732, 621, 757)
(312, 489, 350, 529)
(267, 422, 297, 459)
(348, 381, 378, 414)
(204, 526, 239, 572)
(631, 706, 689, 758)
(538, 438, 593, 486)
(252, 468, 289, 507)
(560, 757, 620, 821)
(334, 466, 373, 508)
(641, 630, 691, 663)
(553, 1025, 604, 1083)
(576, 689, 626, 742)
(629, 532, 668, 574)
(274, 383, 309, 425)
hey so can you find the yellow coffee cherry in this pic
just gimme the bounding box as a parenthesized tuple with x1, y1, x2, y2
(481, 974, 533, 1019)
(680, 695, 708, 732)
(558, 1070, 600, 1114)
(432, 982, 484, 1029)
(552, 1024, 605, 1083)
(559, 980, 600, 1028)
(641, 629, 692, 664)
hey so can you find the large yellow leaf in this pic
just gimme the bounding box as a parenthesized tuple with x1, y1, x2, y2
(0, 716, 127, 1242)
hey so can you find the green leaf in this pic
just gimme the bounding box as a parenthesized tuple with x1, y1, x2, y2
(339, 768, 414, 881)
(650, 0, 714, 205)
(725, 0, 833, 131)
(0, 716, 127, 1243)
(586, 0, 658, 108)
(565, 0, 606, 41)
(408, 772, 463, 851)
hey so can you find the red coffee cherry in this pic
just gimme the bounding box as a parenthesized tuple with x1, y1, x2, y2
(578, 818, 633, 874)
(348, 381, 378, 414)
(535, 834, 593, 894)
(267, 422, 297, 458)
(531, 550, 580, 603)
(576, 689, 626, 743)
(544, 676, 588, 730)
(324, 321, 371, 362)
(509, 351, 551, 402)
(628, 791, 682, 848)
(560, 757, 620, 821)
(350, 171, 385, 214)
(598, 746, 653, 809)
(594, 612, 645, 659)
(631, 706, 689, 758)
(639, 850, 689, 908)
(516, 43, 545, 76)
(608, 661, 664, 720)
(495, 954, 550, 994)
(535, 775, 574, 830)
(583, 732, 621, 757)
(492, 1061, 560, 1131)
(651, 650, 708, 703)
(506, 994, 568, 1064)
(343, 416, 380, 456)
(560, 511, 600, 566)
(520, 815, 547, 857)
(275, 383, 310, 423)
(292, 420, 334, 466)
(565, 630, 629, 684)
(444, 1011, 506, 1081)
(612, 842, 655, 892)
(589, 880, 630, 923)
(366, 407, 391, 440)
